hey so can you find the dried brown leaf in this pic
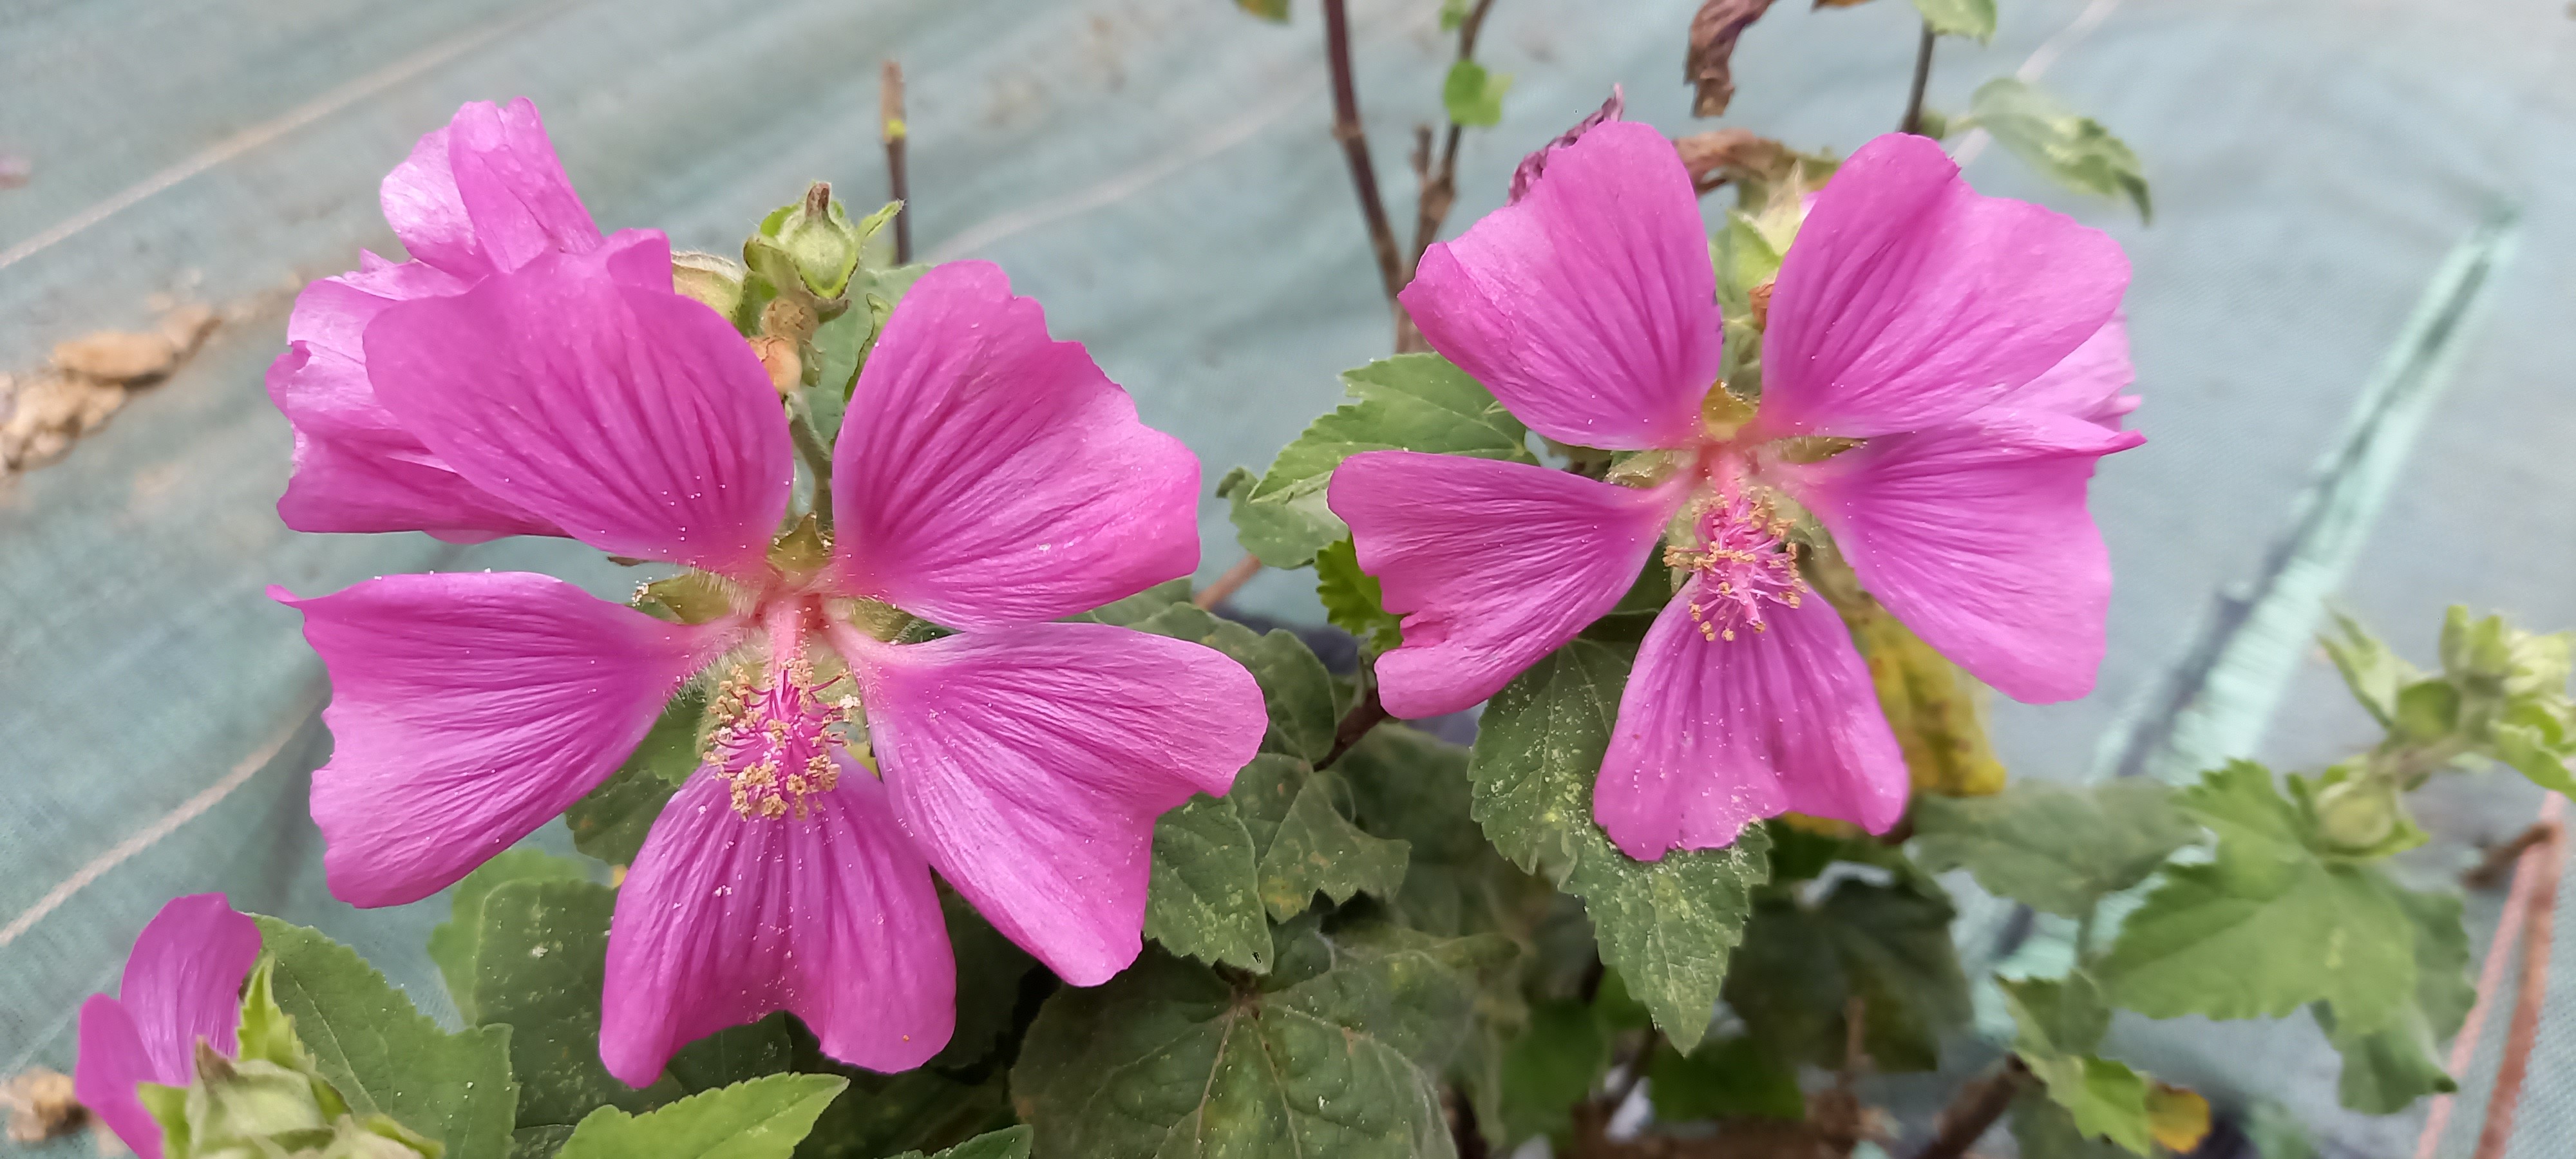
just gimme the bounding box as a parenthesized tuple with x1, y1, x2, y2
(1685, 0, 1781, 117)
(1671, 127, 1790, 193)
(1, 1068, 85, 1144)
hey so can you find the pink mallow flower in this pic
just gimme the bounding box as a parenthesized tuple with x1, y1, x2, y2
(1331, 121, 2141, 859)
(76, 894, 264, 1159)
(269, 203, 1265, 1079)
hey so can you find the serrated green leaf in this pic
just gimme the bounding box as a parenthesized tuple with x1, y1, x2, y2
(1201, 621, 1339, 762)
(1723, 880, 1970, 1071)
(1069, 579, 1195, 627)
(1142, 793, 1273, 972)
(888, 1126, 1036, 1159)
(555, 1074, 846, 1159)
(2322, 612, 2413, 728)
(1340, 724, 1551, 941)
(2318, 881, 2472, 1113)
(1441, 60, 1511, 127)
(567, 690, 706, 865)
(2096, 762, 2416, 1031)
(255, 918, 516, 1159)
(1911, 0, 1995, 40)
(790, 1046, 1008, 1159)
(513, 1124, 576, 1158)
(1234, 354, 1536, 567)
(1315, 538, 1403, 654)
(1909, 780, 2200, 917)
(1647, 1034, 1803, 1124)
(2001, 974, 2111, 1058)
(473, 879, 677, 1127)
(430, 851, 592, 1022)
(2023, 1054, 2152, 1154)
(2011, 1090, 2136, 1159)
(235, 959, 312, 1072)
(1967, 78, 2150, 221)
(1497, 999, 1608, 1147)
(1012, 922, 1508, 1158)
(1467, 638, 1769, 1051)
(1259, 768, 1410, 918)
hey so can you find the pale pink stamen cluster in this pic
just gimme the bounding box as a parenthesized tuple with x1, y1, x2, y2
(1663, 491, 1804, 643)
(706, 654, 846, 820)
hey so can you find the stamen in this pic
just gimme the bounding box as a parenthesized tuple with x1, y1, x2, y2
(1662, 491, 1806, 644)
(703, 654, 846, 821)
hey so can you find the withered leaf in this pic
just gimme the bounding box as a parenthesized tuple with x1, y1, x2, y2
(1686, 0, 1781, 117)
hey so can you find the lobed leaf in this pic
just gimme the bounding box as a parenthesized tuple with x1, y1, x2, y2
(1967, 78, 2151, 221)
(553, 1074, 847, 1159)
(1909, 780, 2201, 917)
(1314, 538, 1403, 655)
(1723, 880, 1970, 1071)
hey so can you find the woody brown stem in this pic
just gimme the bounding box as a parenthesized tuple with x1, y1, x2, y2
(1317, 682, 1389, 771)
(1321, 0, 1409, 339)
(1194, 554, 1264, 610)
(1915, 1055, 2031, 1159)
(1899, 21, 1935, 136)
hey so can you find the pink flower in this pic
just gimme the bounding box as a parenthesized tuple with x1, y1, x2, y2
(1332, 122, 2140, 858)
(270, 241, 1265, 1077)
(75, 894, 263, 1159)
(267, 97, 669, 543)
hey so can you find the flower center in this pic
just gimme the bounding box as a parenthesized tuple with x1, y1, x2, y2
(1663, 491, 1805, 643)
(705, 652, 846, 820)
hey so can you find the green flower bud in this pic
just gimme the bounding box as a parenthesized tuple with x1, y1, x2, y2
(752, 183, 865, 300)
(185, 1045, 334, 1150)
(672, 252, 750, 328)
(2313, 774, 2403, 853)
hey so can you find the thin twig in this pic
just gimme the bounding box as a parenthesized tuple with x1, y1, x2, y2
(2465, 822, 2553, 889)
(2474, 820, 2563, 1159)
(1915, 1055, 2031, 1159)
(880, 61, 911, 265)
(1320, 0, 1408, 318)
(1394, 0, 1498, 354)
(1194, 554, 1264, 609)
(1899, 21, 1936, 136)
(1317, 681, 1389, 770)
(1599, 1027, 1663, 1117)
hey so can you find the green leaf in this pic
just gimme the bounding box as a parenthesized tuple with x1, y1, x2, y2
(2318, 881, 2473, 1113)
(1339, 724, 1552, 941)
(430, 850, 592, 1022)
(930, 898, 1040, 1071)
(234, 959, 312, 1072)
(2322, 612, 2414, 728)
(1141, 792, 1273, 972)
(254, 918, 517, 1159)
(1315, 538, 1403, 654)
(1723, 880, 1971, 1071)
(2096, 762, 2417, 1031)
(791, 1066, 1009, 1159)
(567, 690, 706, 865)
(1258, 766, 1411, 919)
(1070, 579, 1195, 627)
(1909, 780, 2201, 917)
(1202, 621, 1340, 762)
(473, 878, 677, 1127)
(1910, 0, 1996, 40)
(2025, 1055, 2152, 1154)
(1967, 78, 2150, 221)
(2011, 1091, 2136, 1159)
(554, 1074, 847, 1159)
(887, 1127, 1036, 1159)
(514, 1125, 577, 1158)
(1233, 354, 1535, 567)
(2000, 974, 2111, 1058)
(1647, 1035, 1803, 1124)
(1438, 0, 1470, 30)
(1441, 60, 1511, 127)
(1012, 922, 1510, 1158)
(2394, 679, 2461, 743)
(1497, 999, 1609, 1147)
(1233, 0, 1289, 21)
(1468, 638, 1769, 1052)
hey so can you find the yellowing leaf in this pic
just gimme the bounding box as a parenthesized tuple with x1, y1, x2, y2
(1812, 557, 2005, 796)
(2146, 1084, 2211, 1153)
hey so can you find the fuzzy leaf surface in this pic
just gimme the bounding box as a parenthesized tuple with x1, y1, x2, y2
(1910, 780, 2200, 917)
(554, 1074, 846, 1159)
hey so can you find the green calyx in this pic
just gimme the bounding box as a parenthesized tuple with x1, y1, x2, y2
(144, 959, 444, 1159)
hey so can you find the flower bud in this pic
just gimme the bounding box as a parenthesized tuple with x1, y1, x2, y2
(183, 1044, 336, 1150)
(750, 182, 864, 299)
(2313, 773, 2402, 853)
(672, 252, 750, 326)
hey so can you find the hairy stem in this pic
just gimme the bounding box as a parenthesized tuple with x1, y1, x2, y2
(1320, 0, 1409, 328)
(1915, 1055, 2031, 1159)
(881, 60, 912, 265)
(1899, 21, 1936, 136)
(789, 406, 837, 529)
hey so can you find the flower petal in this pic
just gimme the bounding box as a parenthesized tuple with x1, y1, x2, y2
(382, 99, 599, 278)
(1777, 411, 2143, 704)
(74, 895, 261, 1159)
(364, 245, 794, 576)
(76, 997, 164, 1159)
(1329, 451, 1680, 718)
(601, 769, 954, 1086)
(2011, 316, 2137, 430)
(1752, 133, 2129, 440)
(1595, 586, 1907, 858)
(827, 262, 1198, 628)
(276, 573, 729, 907)
(844, 623, 1264, 985)
(1401, 120, 1719, 451)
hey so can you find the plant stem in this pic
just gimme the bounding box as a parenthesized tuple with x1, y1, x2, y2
(1598, 1027, 1662, 1116)
(1396, 0, 1498, 354)
(789, 406, 837, 529)
(1194, 554, 1264, 610)
(1899, 21, 1936, 136)
(880, 61, 911, 265)
(1320, 0, 1408, 327)
(1914, 1055, 2031, 1159)
(1317, 681, 1389, 770)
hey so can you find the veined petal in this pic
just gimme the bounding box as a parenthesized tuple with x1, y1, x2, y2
(364, 246, 794, 576)
(1777, 410, 2144, 704)
(843, 623, 1264, 986)
(2011, 316, 2137, 430)
(1752, 133, 2128, 440)
(1595, 587, 1906, 859)
(828, 262, 1198, 628)
(383, 99, 600, 278)
(1401, 120, 1718, 451)
(276, 573, 731, 907)
(75, 895, 261, 1159)
(601, 769, 953, 1086)
(1329, 451, 1680, 718)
